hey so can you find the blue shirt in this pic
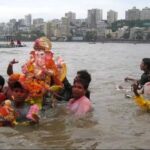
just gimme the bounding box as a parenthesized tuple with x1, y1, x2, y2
(12, 102, 31, 122)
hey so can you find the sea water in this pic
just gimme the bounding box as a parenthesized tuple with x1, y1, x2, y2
(0, 42, 150, 149)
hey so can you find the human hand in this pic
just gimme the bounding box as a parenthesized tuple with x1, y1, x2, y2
(124, 77, 130, 82)
(132, 83, 139, 96)
(46, 69, 54, 76)
(4, 114, 15, 122)
(31, 113, 40, 123)
(10, 59, 19, 65)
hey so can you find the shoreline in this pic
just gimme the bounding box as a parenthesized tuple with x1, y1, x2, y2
(51, 39, 150, 44)
(1, 39, 150, 44)
(98, 39, 150, 44)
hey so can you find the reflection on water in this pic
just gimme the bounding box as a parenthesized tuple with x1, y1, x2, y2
(1, 42, 150, 149)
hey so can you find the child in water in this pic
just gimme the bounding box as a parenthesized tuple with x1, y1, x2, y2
(11, 81, 39, 124)
(67, 77, 92, 118)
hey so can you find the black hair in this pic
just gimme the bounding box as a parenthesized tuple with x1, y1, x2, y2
(12, 81, 24, 90)
(0, 75, 5, 87)
(143, 58, 150, 70)
(74, 78, 89, 90)
(77, 70, 91, 86)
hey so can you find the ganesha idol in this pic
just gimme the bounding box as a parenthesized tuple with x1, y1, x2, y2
(21, 37, 67, 108)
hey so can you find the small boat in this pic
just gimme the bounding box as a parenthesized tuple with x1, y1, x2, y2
(0, 44, 26, 48)
(89, 42, 96, 44)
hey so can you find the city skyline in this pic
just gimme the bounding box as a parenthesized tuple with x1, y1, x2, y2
(0, 0, 149, 22)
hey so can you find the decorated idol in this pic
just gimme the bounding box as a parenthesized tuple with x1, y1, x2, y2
(20, 37, 67, 108)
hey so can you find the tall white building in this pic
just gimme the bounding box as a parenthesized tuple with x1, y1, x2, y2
(60, 17, 70, 36)
(140, 7, 150, 20)
(107, 10, 118, 24)
(32, 18, 44, 32)
(97, 21, 107, 38)
(87, 9, 103, 29)
(65, 11, 76, 24)
(51, 20, 61, 37)
(44, 22, 53, 38)
(25, 14, 32, 27)
(125, 7, 140, 21)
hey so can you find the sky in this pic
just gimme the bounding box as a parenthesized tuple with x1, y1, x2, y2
(0, 0, 149, 22)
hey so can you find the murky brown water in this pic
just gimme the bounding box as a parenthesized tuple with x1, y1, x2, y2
(0, 42, 150, 149)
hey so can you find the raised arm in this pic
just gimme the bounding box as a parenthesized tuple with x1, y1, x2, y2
(124, 77, 138, 82)
(7, 59, 18, 76)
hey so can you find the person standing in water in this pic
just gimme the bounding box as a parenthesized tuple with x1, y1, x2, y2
(67, 76, 92, 118)
(125, 58, 150, 88)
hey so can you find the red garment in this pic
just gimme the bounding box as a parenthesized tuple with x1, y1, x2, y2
(0, 93, 6, 104)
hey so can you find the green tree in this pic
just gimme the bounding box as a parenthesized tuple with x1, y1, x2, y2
(85, 31, 97, 41)
(106, 33, 112, 39)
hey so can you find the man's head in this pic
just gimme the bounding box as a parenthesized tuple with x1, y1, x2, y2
(72, 78, 89, 99)
(11, 81, 29, 103)
(8, 73, 21, 88)
(74, 70, 91, 88)
(140, 58, 150, 71)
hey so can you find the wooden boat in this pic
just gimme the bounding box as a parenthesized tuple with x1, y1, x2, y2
(89, 42, 96, 44)
(0, 44, 26, 48)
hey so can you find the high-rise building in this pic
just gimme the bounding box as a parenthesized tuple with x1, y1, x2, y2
(65, 11, 76, 24)
(74, 19, 87, 27)
(87, 9, 102, 28)
(32, 18, 44, 32)
(140, 7, 150, 20)
(33, 18, 44, 26)
(97, 21, 107, 38)
(18, 19, 25, 26)
(44, 22, 53, 38)
(107, 10, 118, 24)
(9, 19, 17, 24)
(60, 17, 70, 36)
(125, 7, 140, 21)
(25, 14, 32, 27)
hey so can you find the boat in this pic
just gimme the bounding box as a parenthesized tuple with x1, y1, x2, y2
(89, 42, 96, 44)
(0, 44, 26, 48)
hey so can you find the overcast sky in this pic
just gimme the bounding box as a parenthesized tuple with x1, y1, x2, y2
(0, 0, 149, 22)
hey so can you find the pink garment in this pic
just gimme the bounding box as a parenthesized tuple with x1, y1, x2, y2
(144, 82, 150, 95)
(67, 96, 92, 117)
(26, 104, 39, 121)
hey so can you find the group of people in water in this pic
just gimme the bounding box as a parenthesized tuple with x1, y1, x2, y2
(1, 36, 150, 127)
(0, 37, 93, 127)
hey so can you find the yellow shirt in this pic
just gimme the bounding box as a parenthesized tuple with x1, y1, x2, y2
(134, 95, 150, 110)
